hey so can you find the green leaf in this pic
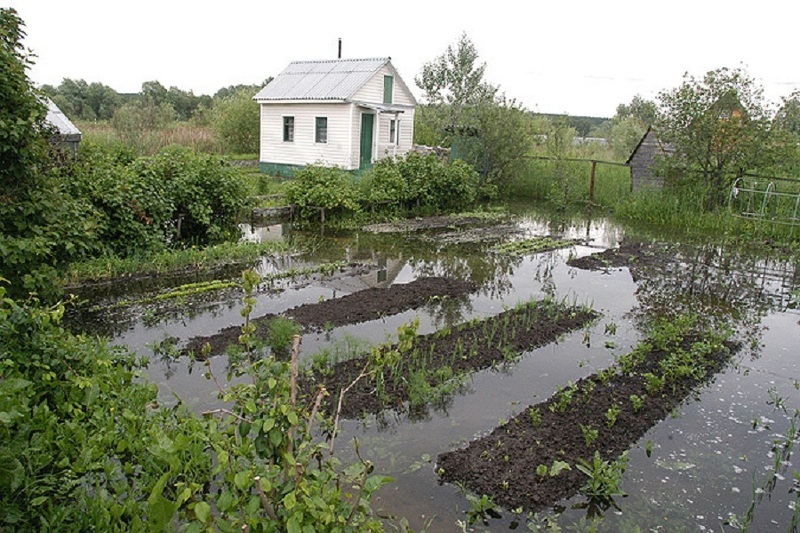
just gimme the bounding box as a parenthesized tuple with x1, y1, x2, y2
(365, 474, 394, 492)
(217, 490, 234, 512)
(194, 501, 211, 524)
(0, 454, 24, 492)
(234, 470, 251, 491)
(283, 491, 297, 510)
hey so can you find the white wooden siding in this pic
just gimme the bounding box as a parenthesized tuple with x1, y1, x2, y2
(352, 65, 416, 106)
(260, 103, 358, 169)
(260, 62, 416, 170)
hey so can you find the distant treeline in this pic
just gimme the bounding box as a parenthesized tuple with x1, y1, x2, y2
(40, 78, 272, 122)
(533, 113, 609, 137)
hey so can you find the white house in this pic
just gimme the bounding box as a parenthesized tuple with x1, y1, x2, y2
(253, 57, 416, 175)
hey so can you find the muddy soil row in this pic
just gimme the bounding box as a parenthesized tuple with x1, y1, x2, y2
(182, 276, 477, 357)
(301, 302, 600, 419)
(436, 332, 736, 513)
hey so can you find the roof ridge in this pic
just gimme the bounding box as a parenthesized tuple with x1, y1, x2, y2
(289, 57, 389, 65)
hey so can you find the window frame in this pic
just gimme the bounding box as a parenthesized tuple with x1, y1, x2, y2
(282, 116, 294, 142)
(389, 119, 397, 144)
(315, 116, 328, 144)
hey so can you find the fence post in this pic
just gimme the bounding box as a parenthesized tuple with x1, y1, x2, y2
(589, 160, 597, 202)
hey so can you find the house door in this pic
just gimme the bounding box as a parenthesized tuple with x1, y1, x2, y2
(359, 113, 374, 170)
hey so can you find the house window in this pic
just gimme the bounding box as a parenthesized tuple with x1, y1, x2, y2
(383, 75, 393, 104)
(283, 116, 294, 142)
(315, 117, 328, 143)
(389, 119, 397, 144)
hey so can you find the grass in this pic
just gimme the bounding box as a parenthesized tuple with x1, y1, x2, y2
(64, 240, 297, 285)
(78, 120, 222, 156)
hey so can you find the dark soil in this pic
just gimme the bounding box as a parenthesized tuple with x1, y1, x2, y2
(567, 240, 673, 282)
(182, 276, 477, 357)
(436, 334, 736, 513)
(285, 277, 477, 330)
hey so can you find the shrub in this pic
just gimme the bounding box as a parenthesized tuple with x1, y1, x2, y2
(285, 165, 360, 221)
(397, 152, 479, 210)
(358, 157, 408, 207)
(0, 278, 390, 531)
(68, 143, 248, 256)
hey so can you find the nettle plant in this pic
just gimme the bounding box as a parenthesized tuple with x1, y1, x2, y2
(0, 272, 390, 531)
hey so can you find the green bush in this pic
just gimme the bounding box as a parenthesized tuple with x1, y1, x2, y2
(0, 277, 390, 531)
(397, 152, 479, 210)
(68, 143, 248, 256)
(134, 145, 248, 244)
(285, 165, 360, 221)
(358, 158, 408, 206)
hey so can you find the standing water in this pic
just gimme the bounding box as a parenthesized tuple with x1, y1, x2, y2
(69, 209, 800, 531)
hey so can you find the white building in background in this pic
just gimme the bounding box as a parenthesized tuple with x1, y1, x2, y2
(254, 57, 416, 176)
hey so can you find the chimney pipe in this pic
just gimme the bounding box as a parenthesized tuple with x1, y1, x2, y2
(338, 38, 342, 59)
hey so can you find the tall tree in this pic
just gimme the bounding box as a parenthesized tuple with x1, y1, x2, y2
(415, 33, 496, 131)
(415, 34, 532, 192)
(656, 67, 773, 208)
(209, 87, 260, 154)
(0, 8, 98, 300)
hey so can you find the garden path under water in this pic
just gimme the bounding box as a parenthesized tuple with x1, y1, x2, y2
(68, 210, 800, 532)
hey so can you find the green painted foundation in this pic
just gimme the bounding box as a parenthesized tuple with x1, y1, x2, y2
(260, 161, 367, 178)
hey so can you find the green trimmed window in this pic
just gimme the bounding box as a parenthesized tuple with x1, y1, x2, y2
(383, 75, 393, 104)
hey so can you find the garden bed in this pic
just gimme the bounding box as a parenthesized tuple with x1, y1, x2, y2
(302, 300, 599, 419)
(182, 276, 476, 357)
(436, 319, 737, 514)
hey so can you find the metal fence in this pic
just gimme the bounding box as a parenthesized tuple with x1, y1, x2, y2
(729, 176, 800, 236)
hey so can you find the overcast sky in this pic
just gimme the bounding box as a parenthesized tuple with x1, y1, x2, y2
(5, 0, 800, 118)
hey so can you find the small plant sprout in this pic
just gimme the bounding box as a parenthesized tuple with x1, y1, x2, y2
(529, 407, 542, 427)
(605, 403, 621, 428)
(580, 423, 599, 447)
(629, 394, 645, 413)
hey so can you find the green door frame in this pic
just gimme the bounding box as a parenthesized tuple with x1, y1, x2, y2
(359, 113, 374, 170)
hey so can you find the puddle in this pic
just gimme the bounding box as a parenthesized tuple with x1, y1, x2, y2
(68, 209, 800, 531)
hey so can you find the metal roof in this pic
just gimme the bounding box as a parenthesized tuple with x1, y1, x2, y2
(45, 98, 81, 140)
(253, 58, 391, 101)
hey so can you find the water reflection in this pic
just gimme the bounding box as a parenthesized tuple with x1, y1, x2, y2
(66, 209, 800, 531)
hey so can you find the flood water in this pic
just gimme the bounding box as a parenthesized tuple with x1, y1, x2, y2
(71, 208, 800, 532)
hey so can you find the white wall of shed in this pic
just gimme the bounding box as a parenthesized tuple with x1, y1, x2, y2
(259, 102, 358, 169)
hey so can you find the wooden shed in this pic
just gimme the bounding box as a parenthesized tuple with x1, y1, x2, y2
(253, 57, 417, 176)
(45, 98, 82, 153)
(626, 126, 674, 191)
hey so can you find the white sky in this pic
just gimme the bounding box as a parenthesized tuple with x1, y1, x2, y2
(5, 0, 800, 118)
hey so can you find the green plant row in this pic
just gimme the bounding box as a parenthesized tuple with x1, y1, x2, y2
(306, 297, 599, 419)
(435, 313, 735, 516)
(64, 240, 298, 286)
(492, 236, 580, 256)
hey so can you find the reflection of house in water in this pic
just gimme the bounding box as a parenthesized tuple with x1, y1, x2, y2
(240, 223, 287, 243)
(322, 255, 406, 294)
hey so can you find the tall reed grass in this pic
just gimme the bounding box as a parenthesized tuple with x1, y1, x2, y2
(78, 120, 222, 155)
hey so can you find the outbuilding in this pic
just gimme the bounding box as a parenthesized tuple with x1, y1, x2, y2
(254, 57, 416, 176)
(45, 98, 82, 154)
(626, 126, 674, 191)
